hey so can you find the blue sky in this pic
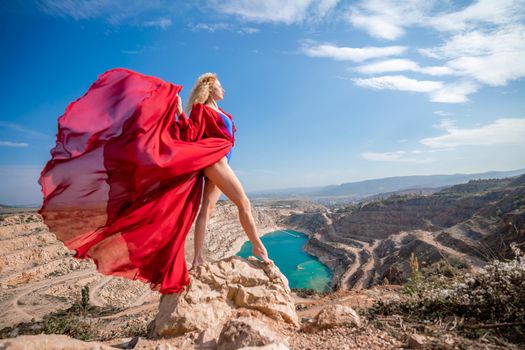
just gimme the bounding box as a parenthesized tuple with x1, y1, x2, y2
(1, 0, 525, 206)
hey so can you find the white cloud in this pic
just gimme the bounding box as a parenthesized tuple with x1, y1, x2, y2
(355, 58, 417, 73)
(301, 42, 407, 62)
(426, 0, 525, 33)
(188, 22, 259, 34)
(351, 75, 479, 103)
(345, 0, 525, 39)
(189, 22, 231, 32)
(422, 66, 454, 76)
(212, 0, 313, 24)
(341, 0, 525, 98)
(0, 141, 29, 147)
(141, 17, 172, 29)
(210, 0, 340, 24)
(36, 0, 177, 28)
(418, 24, 525, 86)
(429, 80, 480, 103)
(238, 26, 260, 34)
(352, 74, 443, 92)
(432, 118, 457, 131)
(300, 2, 522, 103)
(421, 118, 525, 148)
(361, 117, 525, 164)
(347, 13, 404, 41)
(361, 150, 434, 163)
(345, 0, 435, 40)
(354, 58, 455, 76)
(314, 0, 340, 17)
(433, 110, 452, 117)
(447, 52, 525, 86)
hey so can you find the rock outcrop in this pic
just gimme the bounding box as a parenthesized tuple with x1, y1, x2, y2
(217, 316, 289, 350)
(150, 255, 299, 348)
(302, 304, 361, 333)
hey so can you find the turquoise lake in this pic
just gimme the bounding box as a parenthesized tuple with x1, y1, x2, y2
(235, 229, 332, 293)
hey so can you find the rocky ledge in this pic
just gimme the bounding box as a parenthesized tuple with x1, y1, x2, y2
(149, 255, 300, 343)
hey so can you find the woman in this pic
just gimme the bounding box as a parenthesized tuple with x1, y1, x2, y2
(38, 68, 272, 294)
(177, 73, 273, 269)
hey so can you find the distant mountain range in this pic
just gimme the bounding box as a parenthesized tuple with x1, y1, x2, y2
(248, 168, 525, 203)
(3, 168, 525, 208)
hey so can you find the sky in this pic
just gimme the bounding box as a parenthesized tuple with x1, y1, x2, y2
(1, 0, 525, 206)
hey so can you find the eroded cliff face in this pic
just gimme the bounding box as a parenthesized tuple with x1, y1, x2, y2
(285, 176, 525, 291)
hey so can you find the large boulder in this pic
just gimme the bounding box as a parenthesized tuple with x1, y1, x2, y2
(150, 256, 300, 338)
(302, 304, 361, 333)
(217, 316, 289, 350)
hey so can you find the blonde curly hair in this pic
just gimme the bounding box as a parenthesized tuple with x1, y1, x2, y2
(184, 72, 218, 115)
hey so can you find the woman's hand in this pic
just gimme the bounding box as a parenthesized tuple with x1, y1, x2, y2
(176, 95, 183, 116)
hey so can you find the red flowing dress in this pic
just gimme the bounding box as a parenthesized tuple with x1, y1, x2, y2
(37, 67, 237, 294)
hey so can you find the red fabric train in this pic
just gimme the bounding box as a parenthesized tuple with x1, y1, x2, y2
(37, 68, 236, 294)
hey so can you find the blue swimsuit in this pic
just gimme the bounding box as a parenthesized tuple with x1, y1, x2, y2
(218, 110, 233, 162)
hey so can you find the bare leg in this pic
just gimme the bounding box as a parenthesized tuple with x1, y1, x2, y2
(203, 156, 273, 264)
(190, 177, 222, 270)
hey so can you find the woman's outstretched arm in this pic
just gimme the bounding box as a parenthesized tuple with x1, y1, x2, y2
(173, 97, 207, 141)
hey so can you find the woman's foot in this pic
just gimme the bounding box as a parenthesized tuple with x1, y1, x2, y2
(251, 244, 274, 265)
(189, 256, 207, 271)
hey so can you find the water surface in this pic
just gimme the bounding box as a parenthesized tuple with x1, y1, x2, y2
(236, 229, 332, 293)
